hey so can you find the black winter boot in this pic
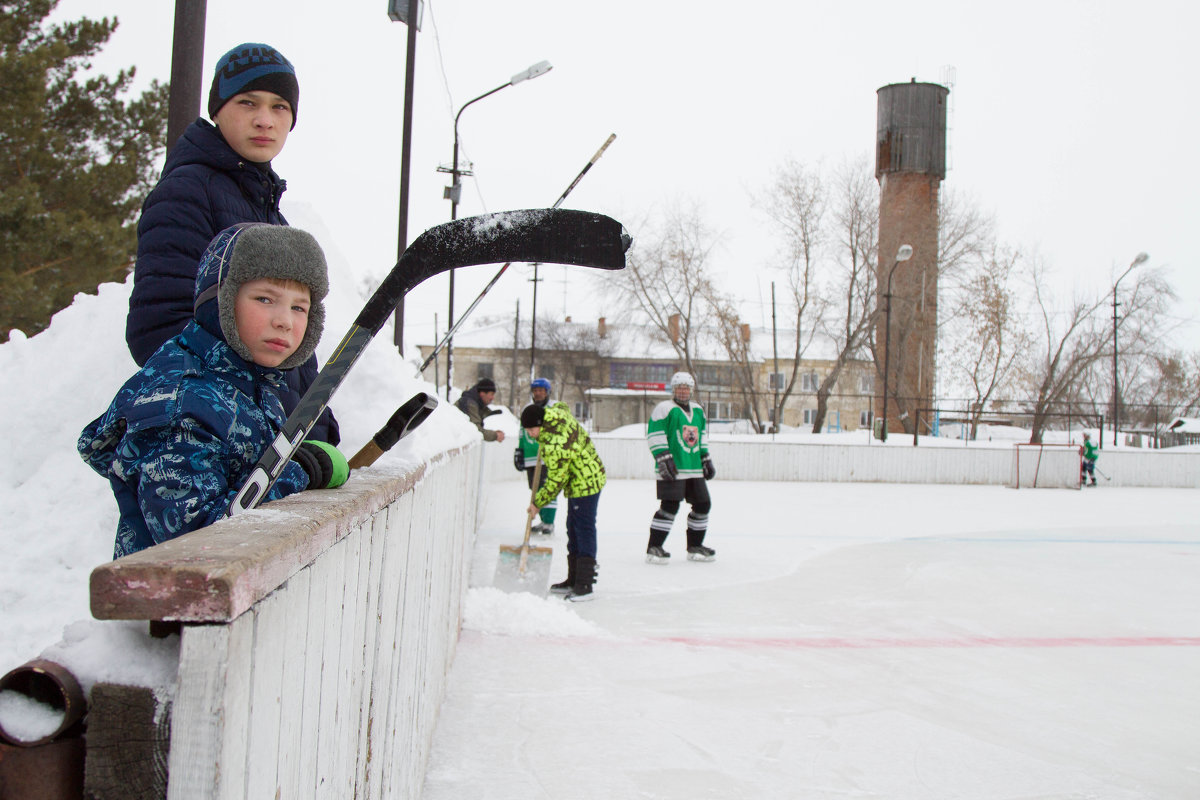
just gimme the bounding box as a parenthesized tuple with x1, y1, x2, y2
(566, 556, 597, 602)
(550, 555, 577, 594)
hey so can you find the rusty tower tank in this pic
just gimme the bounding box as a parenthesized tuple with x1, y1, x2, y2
(875, 79, 949, 437)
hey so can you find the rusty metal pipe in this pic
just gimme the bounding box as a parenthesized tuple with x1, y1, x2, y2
(0, 659, 87, 746)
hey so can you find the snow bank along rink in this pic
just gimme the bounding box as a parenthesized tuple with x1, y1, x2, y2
(423, 478, 1200, 799)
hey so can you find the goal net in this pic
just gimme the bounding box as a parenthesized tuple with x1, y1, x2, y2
(1010, 443, 1083, 489)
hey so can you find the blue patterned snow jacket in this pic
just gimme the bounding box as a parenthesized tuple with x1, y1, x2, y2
(124, 118, 339, 445)
(80, 231, 310, 560)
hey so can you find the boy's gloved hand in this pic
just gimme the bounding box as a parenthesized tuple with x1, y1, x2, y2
(654, 452, 677, 480)
(513, 448, 526, 471)
(293, 440, 350, 489)
(702, 454, 716, 480)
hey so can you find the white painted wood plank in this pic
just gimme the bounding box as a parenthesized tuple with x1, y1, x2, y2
(313, 533, 351, 799)
(295, 558, 326, 795)
(332, 530, 363, 797)
(363, 508, 401, 799)
(244, 582, 289, 800)
(353, 504, 386, 796)
(375, 496, 412, 797)
(167, 613, 254, 800)
(274, 568, 312, 798)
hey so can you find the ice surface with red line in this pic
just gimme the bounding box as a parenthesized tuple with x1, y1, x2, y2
(427, 478, 1200, 799)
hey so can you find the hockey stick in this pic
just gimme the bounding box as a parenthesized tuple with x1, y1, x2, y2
(346, 392, 439, 470)
(417, 134, 617, 374)
(228, 208, 629, 515)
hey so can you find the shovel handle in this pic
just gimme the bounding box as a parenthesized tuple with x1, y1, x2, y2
(518, 455, 544, 573)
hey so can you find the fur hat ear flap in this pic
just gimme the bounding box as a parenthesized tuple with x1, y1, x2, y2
(215, 225, 329, 370)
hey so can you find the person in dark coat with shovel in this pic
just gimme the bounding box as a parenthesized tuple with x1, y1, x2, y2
(521, 402, 605, 601)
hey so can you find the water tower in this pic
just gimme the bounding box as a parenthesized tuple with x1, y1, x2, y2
(875, 79, 949, 437)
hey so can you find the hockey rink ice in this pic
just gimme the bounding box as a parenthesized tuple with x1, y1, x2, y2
(422, 479, 1200, 799)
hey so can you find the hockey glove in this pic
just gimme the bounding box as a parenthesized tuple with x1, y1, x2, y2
(654, 452, 677, 481)
(513, 448, 526, 471)
(293, 440, 350, 490)
(702, 454, 716, 480)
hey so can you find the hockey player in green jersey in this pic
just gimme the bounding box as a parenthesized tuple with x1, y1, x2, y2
(514, 377, 557, 534)
(645, 371, 716, 563)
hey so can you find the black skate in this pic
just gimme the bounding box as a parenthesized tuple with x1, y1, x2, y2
(645, 545, 670, 565)
(686, 545, 716, 562)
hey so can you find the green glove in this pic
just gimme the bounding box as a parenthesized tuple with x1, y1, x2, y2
(293, 440, 350, 489)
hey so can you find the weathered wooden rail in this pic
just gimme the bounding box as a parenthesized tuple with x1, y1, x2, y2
(89, 444, 481, 800)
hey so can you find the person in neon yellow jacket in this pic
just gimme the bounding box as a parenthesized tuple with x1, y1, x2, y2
(521, 402, 605, 601)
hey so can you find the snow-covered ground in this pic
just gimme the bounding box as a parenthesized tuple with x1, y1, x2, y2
(424, 478, 1200, 799)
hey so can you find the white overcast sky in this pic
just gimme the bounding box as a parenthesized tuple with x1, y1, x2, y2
(51, 0, 1200, 348)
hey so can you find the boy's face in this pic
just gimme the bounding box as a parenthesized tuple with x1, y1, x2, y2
(233, 278, 310, 368)
(531, 387, 548, 403)
(524, 426, 542, 440)
(214, 90, 292, 162)
(673, 384, 691, 403)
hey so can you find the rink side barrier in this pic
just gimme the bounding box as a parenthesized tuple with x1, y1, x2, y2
(88, 442, 488, 800)
(591, 435, 1200, 488)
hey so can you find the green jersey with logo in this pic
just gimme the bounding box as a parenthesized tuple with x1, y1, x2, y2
(646, 399, 708, 479)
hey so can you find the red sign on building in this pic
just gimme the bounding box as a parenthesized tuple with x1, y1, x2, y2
(626, 382, 666, 391)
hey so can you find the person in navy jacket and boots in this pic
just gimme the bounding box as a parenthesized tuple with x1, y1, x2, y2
(125, 42, 338, 444)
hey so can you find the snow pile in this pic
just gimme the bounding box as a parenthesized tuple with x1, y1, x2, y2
(38, 620, 181, 695)
(463, 587, 611, 639)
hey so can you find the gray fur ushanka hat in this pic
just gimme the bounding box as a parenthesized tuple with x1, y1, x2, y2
(194, 223, 328, 370)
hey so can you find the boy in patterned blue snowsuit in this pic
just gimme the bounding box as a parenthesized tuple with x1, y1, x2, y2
(79, 224, 348, 559)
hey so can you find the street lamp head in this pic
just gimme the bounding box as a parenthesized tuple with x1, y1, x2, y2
(895, 244, 913, 262)
(1131, 252, 1149, 268)
(511, 60, 553, 85)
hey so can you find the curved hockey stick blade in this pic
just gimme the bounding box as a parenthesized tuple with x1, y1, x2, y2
(228, 209, 629, 516)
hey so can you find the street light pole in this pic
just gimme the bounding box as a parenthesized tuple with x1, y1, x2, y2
(1112, 251, 1149, 446)
(440, 60, 552, 400)
(388, 0, 422, 356)
(881, 244, 913, 442)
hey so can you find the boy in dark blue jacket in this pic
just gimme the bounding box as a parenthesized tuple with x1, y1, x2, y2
(126, 42, 339, 444)
(81, 224, 348, 559)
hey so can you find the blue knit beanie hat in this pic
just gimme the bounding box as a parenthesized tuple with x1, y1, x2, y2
(208, 43, 299, 130)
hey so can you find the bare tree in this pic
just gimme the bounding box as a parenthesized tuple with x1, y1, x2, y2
(1015, 256, 1144, 443)
(1074, 264, 1179, 431)
(601, 202, 720, 381)
(812, 158, 878, 433)
(940, 244, 1030, 437)
(707, 292, 770, 430)
(752, 158, 828, 430)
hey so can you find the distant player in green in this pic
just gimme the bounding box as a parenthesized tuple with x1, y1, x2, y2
(645, 371, 716, 563)
(1081, 431, 1099, 486)
(514, 377, 557, 534)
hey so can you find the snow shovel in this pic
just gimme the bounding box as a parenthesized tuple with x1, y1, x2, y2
(495, 456, 553, 595)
